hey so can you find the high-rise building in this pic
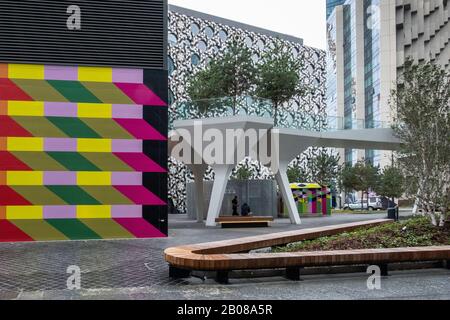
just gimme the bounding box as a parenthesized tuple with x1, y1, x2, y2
(327, 0, 346, 19)
(326, 0, 449, 167)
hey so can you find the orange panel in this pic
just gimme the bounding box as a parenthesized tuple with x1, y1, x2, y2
(0, 64, 7, 78)
(0, 207, 5, 220)
(0, 101, 7, 115)
(0, 138, 6, 150)
(0, 172, 5, 185)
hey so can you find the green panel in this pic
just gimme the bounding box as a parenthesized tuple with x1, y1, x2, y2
(79, 219, 134, 239)
(12, 152, 67, 171)
(46, 219, 101, 240)
(12, 79, 69, 102)
(82, 118, 133, 139)
(81, 153, 133, 172)
(48, 152, 100, 171)
(47, 186, 101, 205)
(81, 82, 134, 104)
(11, 220, 69, 241)
(11, 186, 66, 205)
(81, 186, 134, 205)
(12, 116, 67, 138)
(47, 80, 102, 103)
(47, 117, 100, 138)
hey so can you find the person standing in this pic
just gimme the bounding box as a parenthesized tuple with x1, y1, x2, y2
(232, 196, 239, 216)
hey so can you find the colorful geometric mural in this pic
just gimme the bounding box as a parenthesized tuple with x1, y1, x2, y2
(0, 63, 168, 242)
(287, 183, 332, 217)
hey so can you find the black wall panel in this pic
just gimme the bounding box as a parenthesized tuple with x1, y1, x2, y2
(0, 0, 166, 69)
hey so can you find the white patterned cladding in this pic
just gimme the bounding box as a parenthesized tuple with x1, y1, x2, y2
(168, 10, 327, 212)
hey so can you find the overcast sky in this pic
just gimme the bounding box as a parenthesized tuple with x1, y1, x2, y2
(168, 0, 327, 50)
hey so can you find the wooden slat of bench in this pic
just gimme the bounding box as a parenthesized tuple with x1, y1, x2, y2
(216, 217, 274, 222)
(167, 246, 450, 271)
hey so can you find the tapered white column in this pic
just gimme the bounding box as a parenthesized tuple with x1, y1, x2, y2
(188, 164, 208, 223)
(206, 164, 234, 227)
(275, 163, 301, 225)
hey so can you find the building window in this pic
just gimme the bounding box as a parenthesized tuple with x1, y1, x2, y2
(245, 36, 253, 48)
(191, 23, 200, 36)
(168, 33, 177, 46)
(168, 56, 176, 76)
(219, 30, 228, 42)
(191, 54, 200, 66)
(205, 26, 214, 38)
(197, 40, 207, 52)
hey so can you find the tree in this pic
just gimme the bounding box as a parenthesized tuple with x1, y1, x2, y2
(339, 161, 379, 210)
(186, 40, 257, 115)
(375, 166, 405, 202)
(287, 165, 307, 183)
(255, 39, 306, 125)
(390, 59, 450, 226)
(232, 165, 253, 181)
(309, 150, 341, 188)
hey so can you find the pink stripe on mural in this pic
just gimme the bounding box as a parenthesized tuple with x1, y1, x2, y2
(111, 172, 142, 186)
(45, 138, 77, 152)
(114, 83, 167, 106)
(45, 102, 78, 117)
(112, 104, 143, 119)
(45, 65, 78, 81)
(44, 206, 77, 219)
(114, 218, 166, 238)
(111, 139, 142, 153)
(114, 119, 166, 140)
(44, 172, 77, 185)
(114, 153, 166, 173)
(111, 205, 142, 218)
(114, 186, 166, 206)
(112, 69, 144, 84)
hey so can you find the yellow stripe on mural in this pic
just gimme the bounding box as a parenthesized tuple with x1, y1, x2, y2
(8, 64, 45, 80)
(78, 66, 113, 82)
(7, 171, 43, 185)
(77, 139, 112, 152)
(77, 172, 111, 185)
(8, 101, 45, 116)
(77, 205, 112, 219)
(7, 206, 44, 220)
(78, 103, 112, 118)
(7, 137, 44, 151)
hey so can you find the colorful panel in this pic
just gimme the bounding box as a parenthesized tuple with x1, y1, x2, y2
(0, 63, 168, 242)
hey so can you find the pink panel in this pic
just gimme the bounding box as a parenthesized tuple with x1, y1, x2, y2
(44, 206, 77, 219)
(112, 104, 143, 119)
(111, 205, 142, 218)
(114, 83, 167, 106)
(112, 69, 143, 84)
(111, 172, 142, 186)
(114, 153, 166, 173)
(114, 118, 166, 140)
(45, 65, 78, 81)
(114, 218, 166, 238)
(114, 186, 166, 206)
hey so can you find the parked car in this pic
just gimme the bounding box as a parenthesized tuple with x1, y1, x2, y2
(343, 197, 383, 211)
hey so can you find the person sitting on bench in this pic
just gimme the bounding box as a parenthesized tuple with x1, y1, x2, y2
(232, 196, 239, 216)
(241, 203, 252, 217)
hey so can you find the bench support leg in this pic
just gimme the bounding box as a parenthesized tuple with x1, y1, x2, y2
(286, 267, 303, 281)
(169, 266, 191, 279)
(379, 264, 389, 277)
(216, 271, 229, 284)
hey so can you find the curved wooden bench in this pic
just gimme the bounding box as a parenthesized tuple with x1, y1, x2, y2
(215, 216, 274, 228)
(164, 219, 449, 283)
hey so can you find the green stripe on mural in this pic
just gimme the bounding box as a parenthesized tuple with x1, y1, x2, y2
(12, 116, 67, 138)
(81, 118, 133, 139)
(46, 219, 101, 240)
(12, 79, 69, 102)
(79, 219, 135, 239)
(12, 152, 67, 171)
(81, 186, 134, 205)
(11, 186, 66, 205)
(47, 152, 100, 171)
(11, 220, 69, 241)
(47, 117, 101, 138)
(47, 80, 102, 103)
(47, 186, 101, 205)
(81, 153, 134, 172)
(81, 82, 134, 104)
